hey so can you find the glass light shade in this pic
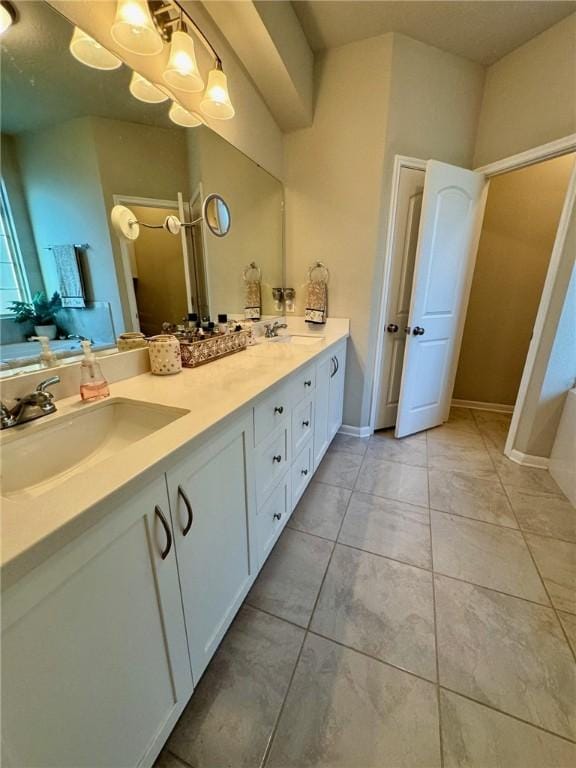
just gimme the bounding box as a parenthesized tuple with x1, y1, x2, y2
(200, 67, 235, 120)
(0, 3, 13, 36)
(111, 0, 163, 56)
(129, 71, 168, 103)
(168, 102, 203, 128)
(163, 30, 203, 92)
(69, 27, 122, 70)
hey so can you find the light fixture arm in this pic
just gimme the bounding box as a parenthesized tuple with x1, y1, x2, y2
(153, 1, 222, 67)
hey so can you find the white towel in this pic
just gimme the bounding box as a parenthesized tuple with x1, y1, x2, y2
(52, 244, 86, 308)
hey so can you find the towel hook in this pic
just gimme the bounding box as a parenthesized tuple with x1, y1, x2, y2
(243, 261, 261, 282)
(308, 261, 329, 283)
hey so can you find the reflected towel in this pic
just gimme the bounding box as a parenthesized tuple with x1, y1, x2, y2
(245, 280, 261, 320)
(52, 244, 86, 308)
(305, 280, 327, 324)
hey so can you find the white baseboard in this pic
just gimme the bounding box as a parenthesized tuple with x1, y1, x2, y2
(452, 399, 514, 414)
(507, 448, 550, 469)
(339, 424, 372, 438)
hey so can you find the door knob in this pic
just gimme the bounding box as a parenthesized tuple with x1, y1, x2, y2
(412, 326, 425, 336)
(386, 324, 399, 333)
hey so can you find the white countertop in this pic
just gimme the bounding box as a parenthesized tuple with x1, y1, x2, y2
(1, 320, 349, 588)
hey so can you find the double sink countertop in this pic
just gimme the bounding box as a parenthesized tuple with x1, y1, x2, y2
(0, 320, 349, 588)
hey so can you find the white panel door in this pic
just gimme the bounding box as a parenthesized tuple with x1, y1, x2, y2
(375, 166, 425, 430)
(396, 160, 487, 437)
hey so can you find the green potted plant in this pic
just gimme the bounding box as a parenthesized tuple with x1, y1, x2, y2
(8, 291, 63, 340)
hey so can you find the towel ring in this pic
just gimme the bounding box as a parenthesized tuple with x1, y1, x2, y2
(308, 261, 329, 283)
(243, 261, 261, 282)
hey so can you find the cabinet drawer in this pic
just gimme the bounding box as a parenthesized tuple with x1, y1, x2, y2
(290, 362, 316, 405)
(255, 423, 290, 504)
(256, 473, 290, 565)
(292, 395, 314, 455)
(291, 438, 313, 508)
(254, 383, 291, 445)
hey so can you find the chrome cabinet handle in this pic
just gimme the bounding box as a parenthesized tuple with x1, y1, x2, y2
(302, 420, 310, 427)
(273, 512, 282, 521)
(301, 468, 308, 476)
(274, 405, 284, 415)
(387, 323, 399, 333)
(330, 356, 337, 378)
(273, 454, 282, 463)
(334, 356, 339, 374)
(178, 485, 193, 536)
(304, 380, 312, 387)
(155, 505, 172, 560)
(412, 326, 425, 336)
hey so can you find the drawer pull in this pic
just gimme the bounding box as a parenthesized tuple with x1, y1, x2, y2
(273, 454, 282, 463)
(178, 485, 193, 536)
(273, 512, 282, 521)
(155, 505, 172, 560)
(304, 380, 312, 387)
(301, 468, 308, 476)
(274, 405, 284, 415)
(302, 420, 310, 427)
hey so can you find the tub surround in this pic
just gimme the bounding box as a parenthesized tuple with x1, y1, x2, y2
(0, 317, 349, 587)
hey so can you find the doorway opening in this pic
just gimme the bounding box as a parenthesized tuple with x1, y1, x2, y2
(452, 152, 575, 413)
(371, 145, 576, 459)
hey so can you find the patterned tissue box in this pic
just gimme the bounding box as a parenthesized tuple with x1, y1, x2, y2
(180, 330, 250, 368)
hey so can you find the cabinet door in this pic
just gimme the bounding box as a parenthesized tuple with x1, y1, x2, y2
(167, 415, 254, 684)
(1, 476, 192, 768)
(328, 340, 347, 440)
(314, 353, 331, 469)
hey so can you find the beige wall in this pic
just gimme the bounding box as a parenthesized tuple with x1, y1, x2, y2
(285, 33, 484, 427)
(474, 14, 576, 168)
(454, 153, 575, 405)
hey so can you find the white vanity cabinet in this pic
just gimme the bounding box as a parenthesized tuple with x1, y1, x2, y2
(166, 414, 255, 684)
(1, 476, 192, 768)
(328, 339, 347, 440)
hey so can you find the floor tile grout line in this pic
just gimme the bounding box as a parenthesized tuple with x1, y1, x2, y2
(426, 431, 445, 768)
(438, 685, 576, 746)
(476, 426, 576, 666)
(260, 484, 355, 768)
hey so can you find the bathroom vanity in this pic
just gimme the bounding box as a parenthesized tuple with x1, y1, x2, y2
(0, 323, 348, 768)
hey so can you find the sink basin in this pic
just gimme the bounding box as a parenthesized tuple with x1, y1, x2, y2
(0, 398, 189, 497)
(269, 334, 325, 346)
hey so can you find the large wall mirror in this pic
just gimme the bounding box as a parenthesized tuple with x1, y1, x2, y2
(0, 0, 284, 376)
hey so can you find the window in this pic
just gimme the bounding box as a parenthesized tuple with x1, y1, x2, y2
(0, 179, 31, 315)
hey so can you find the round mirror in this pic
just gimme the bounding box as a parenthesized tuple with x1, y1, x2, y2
(203, 193, 231, 237)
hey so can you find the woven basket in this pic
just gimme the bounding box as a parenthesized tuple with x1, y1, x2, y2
(180, 330, 249, 368)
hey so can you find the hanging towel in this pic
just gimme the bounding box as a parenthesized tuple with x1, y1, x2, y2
(305, 280, 327, 324)
(52, 245, 86, 308)
(245, 280, 261, 320)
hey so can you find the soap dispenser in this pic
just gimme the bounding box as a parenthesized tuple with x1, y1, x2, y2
(80, 340, 110, 401)
(31, 335, 58, 367)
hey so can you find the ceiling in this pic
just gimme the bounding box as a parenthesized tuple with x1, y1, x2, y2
(291, 1, 576, 65)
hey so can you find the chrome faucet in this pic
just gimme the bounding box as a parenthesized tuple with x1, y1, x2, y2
(1, 376, 61, 429)
(264, 321, 289, 338)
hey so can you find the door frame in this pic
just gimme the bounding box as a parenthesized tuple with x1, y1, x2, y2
(369, 155, 427, 433)
(369, 135, 576, 459)
(113, 194, 180, 332)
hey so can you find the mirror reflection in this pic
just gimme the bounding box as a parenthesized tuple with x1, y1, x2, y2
(0, 0, 284, 375)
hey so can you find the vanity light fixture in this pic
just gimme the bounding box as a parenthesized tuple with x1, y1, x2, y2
(168, 101, 203, 128)
(163, 16, 203, 92)
(111, 0, 163, 56)
(0, 1, 15, 35)
(69, 27, 123, 71)
(129, 71, 169, 103)
(200, 61, 235, 120)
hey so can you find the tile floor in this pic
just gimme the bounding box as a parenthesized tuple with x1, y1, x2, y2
(156, 408, 576, 768)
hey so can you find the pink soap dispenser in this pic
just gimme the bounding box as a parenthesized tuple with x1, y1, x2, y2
(79, 340, 110, 401)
